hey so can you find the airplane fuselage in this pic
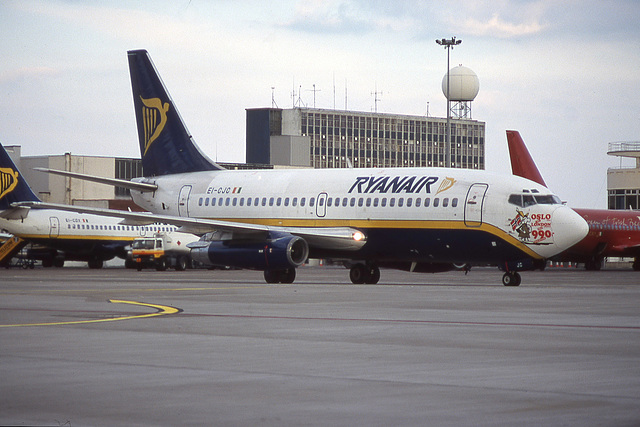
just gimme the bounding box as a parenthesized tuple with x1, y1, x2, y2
(0, 209, 193, 265)
(554, 208, 640, 269)
(131, 166, 587, 268)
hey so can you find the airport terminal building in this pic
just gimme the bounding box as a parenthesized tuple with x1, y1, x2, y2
(607, 141, 640, 210)
(246, 108, 485, 170)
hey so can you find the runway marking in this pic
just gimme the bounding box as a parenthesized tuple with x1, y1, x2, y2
(0, 300, 181, 328)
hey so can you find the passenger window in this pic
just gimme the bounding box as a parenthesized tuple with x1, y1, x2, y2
(415, 198, 421, 207)
(199, 197, 203, 206)
(424, 198, 430, 207)
(327, 198, 332, 207)
(443, 198, 449, 207)
(276, 197, 281, 206)
(226, 198, 230, 206)
(301, 197, 306, 207)
(343, 198, 348, 207)
(269, 197, 274, 207)
(381, 198, 387, 207)
(390, 198, 395, 207)
(247, 198, 252, 206)
(373, 198, 379, 207)
(239, 198, 244, 206)
(452, 198, 458, 208)
(433, 198, 439, 207)
(310, 198, 315, 207)
(284, 197, 290, 207)
(255, 197, 259, 206)
(212, 198, 217, 206)
(407, 198, 412, 207)
(232, 198, 237, 206)
(293, 197, 298, 207)
(358, 198, 364, 207)
(398, 198, 404, 207)
(319, 198, 324, 206)
(350, 198, 356, 207)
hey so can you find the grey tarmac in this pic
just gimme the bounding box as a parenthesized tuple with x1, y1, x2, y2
(1, 266, 639, 426)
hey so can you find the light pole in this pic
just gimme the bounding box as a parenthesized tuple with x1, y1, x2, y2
(436, 36, 461, 168)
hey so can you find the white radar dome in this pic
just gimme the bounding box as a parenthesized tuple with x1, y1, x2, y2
(441, 65, 479, 101)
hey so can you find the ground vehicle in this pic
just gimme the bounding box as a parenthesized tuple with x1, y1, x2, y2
(129, 233, 194, 271)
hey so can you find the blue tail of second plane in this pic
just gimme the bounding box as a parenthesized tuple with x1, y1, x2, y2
(127, 49, 223, 177)
(0, 144, 40, 211)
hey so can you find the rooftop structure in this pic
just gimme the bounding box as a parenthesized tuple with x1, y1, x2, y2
(607, 141, 640, 210)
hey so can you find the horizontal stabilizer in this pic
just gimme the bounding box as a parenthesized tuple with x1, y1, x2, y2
(33, 167, 157, 192)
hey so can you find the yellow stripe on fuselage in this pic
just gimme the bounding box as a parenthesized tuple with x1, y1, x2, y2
(206, 217, 542, 259)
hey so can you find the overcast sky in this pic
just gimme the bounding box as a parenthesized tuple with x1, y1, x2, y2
(1, 0, 639, 209)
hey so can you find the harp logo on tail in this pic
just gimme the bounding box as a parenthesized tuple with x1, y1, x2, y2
(0, 167, 19, 200)
(140, 97, 170, 155)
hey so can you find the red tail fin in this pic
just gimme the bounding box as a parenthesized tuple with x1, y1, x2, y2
(506, 130, 547, 187)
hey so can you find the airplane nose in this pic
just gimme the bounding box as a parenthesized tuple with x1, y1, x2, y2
(552, 206, 589, 252)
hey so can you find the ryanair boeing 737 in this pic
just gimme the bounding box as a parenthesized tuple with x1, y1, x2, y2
(20, 50, 589, 285)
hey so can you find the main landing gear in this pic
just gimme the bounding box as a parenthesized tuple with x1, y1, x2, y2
(264, 268, 296, 284)
(502, 271, 521, 287)
(349, 264, 380, 284)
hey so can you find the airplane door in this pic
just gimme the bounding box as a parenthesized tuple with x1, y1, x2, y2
(316, 192, 327, 217)
(49, 217, 60, 238)
(464, 183, 488, 227)
(178, 185, 192, 217)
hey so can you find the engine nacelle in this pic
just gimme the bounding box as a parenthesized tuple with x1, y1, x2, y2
(190, 233, 309, 271)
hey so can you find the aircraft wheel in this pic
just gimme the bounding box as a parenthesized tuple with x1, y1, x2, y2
(264, 269, 279, 284)
(53, 257, 64, 268)
(365, 266, 380, 284)
(502, 272, 521, 287)
(632, 258, 640, 271)
(349, 264, 367, 284)
(281, 268, 296, 284)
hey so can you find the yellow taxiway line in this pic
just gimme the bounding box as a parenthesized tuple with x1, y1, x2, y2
(0, 299, 181, 328)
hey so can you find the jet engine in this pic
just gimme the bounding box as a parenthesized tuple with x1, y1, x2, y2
(189, 232, 309, 271)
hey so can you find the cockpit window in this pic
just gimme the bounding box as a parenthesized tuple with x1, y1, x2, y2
(534, 194, 562, 205)
(508, 193, 561, 207)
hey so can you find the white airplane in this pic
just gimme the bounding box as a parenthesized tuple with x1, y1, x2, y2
(19, 49, 589, 285)
(0, 143, 197, 268)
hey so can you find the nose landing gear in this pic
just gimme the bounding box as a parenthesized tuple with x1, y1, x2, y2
(502, 271, 521, 287)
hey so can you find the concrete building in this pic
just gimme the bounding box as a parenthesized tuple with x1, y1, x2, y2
(607, 141, 640, 210)
(5, 146, 142, 209)
(246, 108, 485, 169)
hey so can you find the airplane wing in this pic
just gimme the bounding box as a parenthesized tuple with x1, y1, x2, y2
(13, 201, 366, 251)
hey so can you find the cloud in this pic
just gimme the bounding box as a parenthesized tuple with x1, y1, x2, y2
(0, 66, 59, 84)
(458, 13, 546, 38)
(283, 0, 419, 34)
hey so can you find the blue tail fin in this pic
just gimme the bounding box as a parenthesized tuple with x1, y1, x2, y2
(127, 49, 223, 176)
(0, 144, 40, 210)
